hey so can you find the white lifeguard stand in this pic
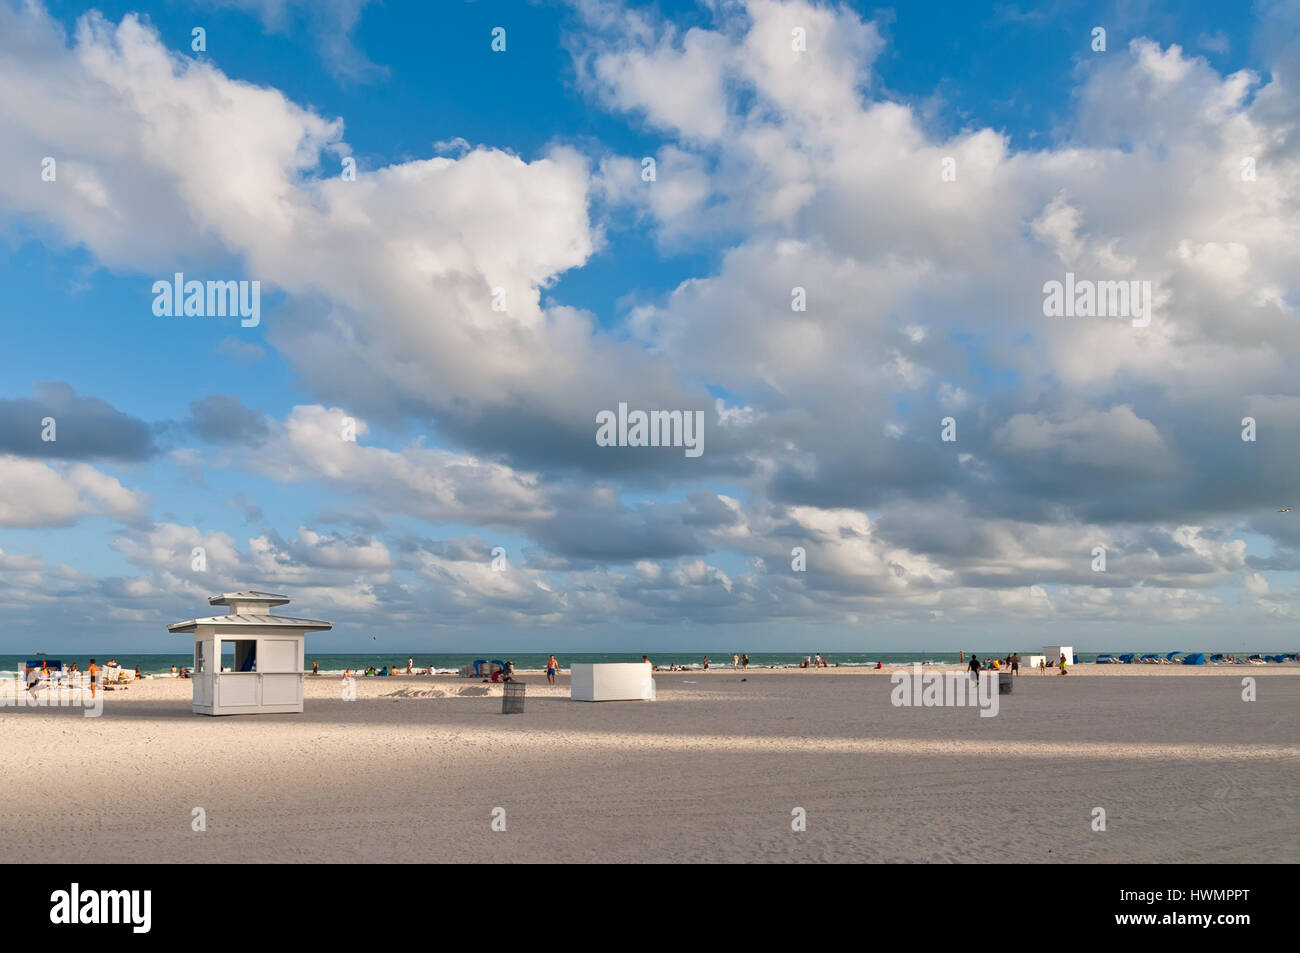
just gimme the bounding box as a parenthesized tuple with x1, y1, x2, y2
(168, 591, 332, 715)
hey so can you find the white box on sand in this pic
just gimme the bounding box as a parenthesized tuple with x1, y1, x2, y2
(1043, 645, 1074, 665)
(571, 662, 655, 702)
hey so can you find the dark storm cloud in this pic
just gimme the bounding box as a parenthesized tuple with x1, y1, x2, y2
(0, 382, 157, 461)
(187, 395, 270, 445)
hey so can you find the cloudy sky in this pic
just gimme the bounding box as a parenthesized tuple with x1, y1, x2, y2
(1, 0, 1298, 653)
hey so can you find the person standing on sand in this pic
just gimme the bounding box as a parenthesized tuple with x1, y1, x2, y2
(547, 654, 558, 685)
(87, 659, 99, 699)
(732, 653, 739, 670)
(1011, 653, 1019, 676)
(407, 657, 413, 675)
(959, 651, 964, 663)
(967, 655, 980, 682)
(1059, 653, 1068, 675)
(742, 653, 749, 669)
(703, 656, 710, 670)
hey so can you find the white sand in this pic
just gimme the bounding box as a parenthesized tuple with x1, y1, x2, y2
(2, 668, 1297, 863)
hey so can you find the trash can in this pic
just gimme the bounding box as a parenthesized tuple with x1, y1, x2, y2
(502, 681, 526, 714)
(998, 671, 1013, 695)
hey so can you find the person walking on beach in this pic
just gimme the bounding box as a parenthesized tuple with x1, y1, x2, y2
(967, 655, 980, 683)
(407, 657, 413, 675)
(741, 653, 749, 669)
(1011, 653, 1020, 676)
(546, 654, 558, 685)
(732, 653, 739, 670)
(1059, 653, 1068, 675)
(703, 655, 710, 670)
(87, 659, 99, 699)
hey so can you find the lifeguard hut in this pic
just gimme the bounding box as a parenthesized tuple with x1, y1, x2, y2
(168, 591, 331, 715)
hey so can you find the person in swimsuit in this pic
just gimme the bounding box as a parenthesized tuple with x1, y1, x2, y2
(546, 654, 558, 685)
(87, 659, 99, 699)
(1059, 653, 1068, 675)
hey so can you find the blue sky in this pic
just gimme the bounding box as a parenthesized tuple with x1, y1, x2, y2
(1, 0, 1298, 652)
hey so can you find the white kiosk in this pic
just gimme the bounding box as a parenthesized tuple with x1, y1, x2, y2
(570, 662, 655, 702)
(1043, 645, 1075, 666)
(169, 591, 332, 715)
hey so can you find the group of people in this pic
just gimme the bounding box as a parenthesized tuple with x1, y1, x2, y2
(965, 653, 1022, 677)
(961, 652, 1068, 676)
(800, 653, 830, 668)
(337, 658, 434, 679)
(24, 658, 148, 698)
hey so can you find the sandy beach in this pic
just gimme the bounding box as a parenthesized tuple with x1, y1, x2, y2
(2, 667, 1297, 863)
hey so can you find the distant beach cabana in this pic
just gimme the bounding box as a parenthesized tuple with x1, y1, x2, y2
(168, 591, 332, 715)
(1043, 645, 1074, 666)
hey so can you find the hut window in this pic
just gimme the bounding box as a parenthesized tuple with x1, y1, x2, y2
(195, 641, 205, 674)
(220, 640, 257, 672)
